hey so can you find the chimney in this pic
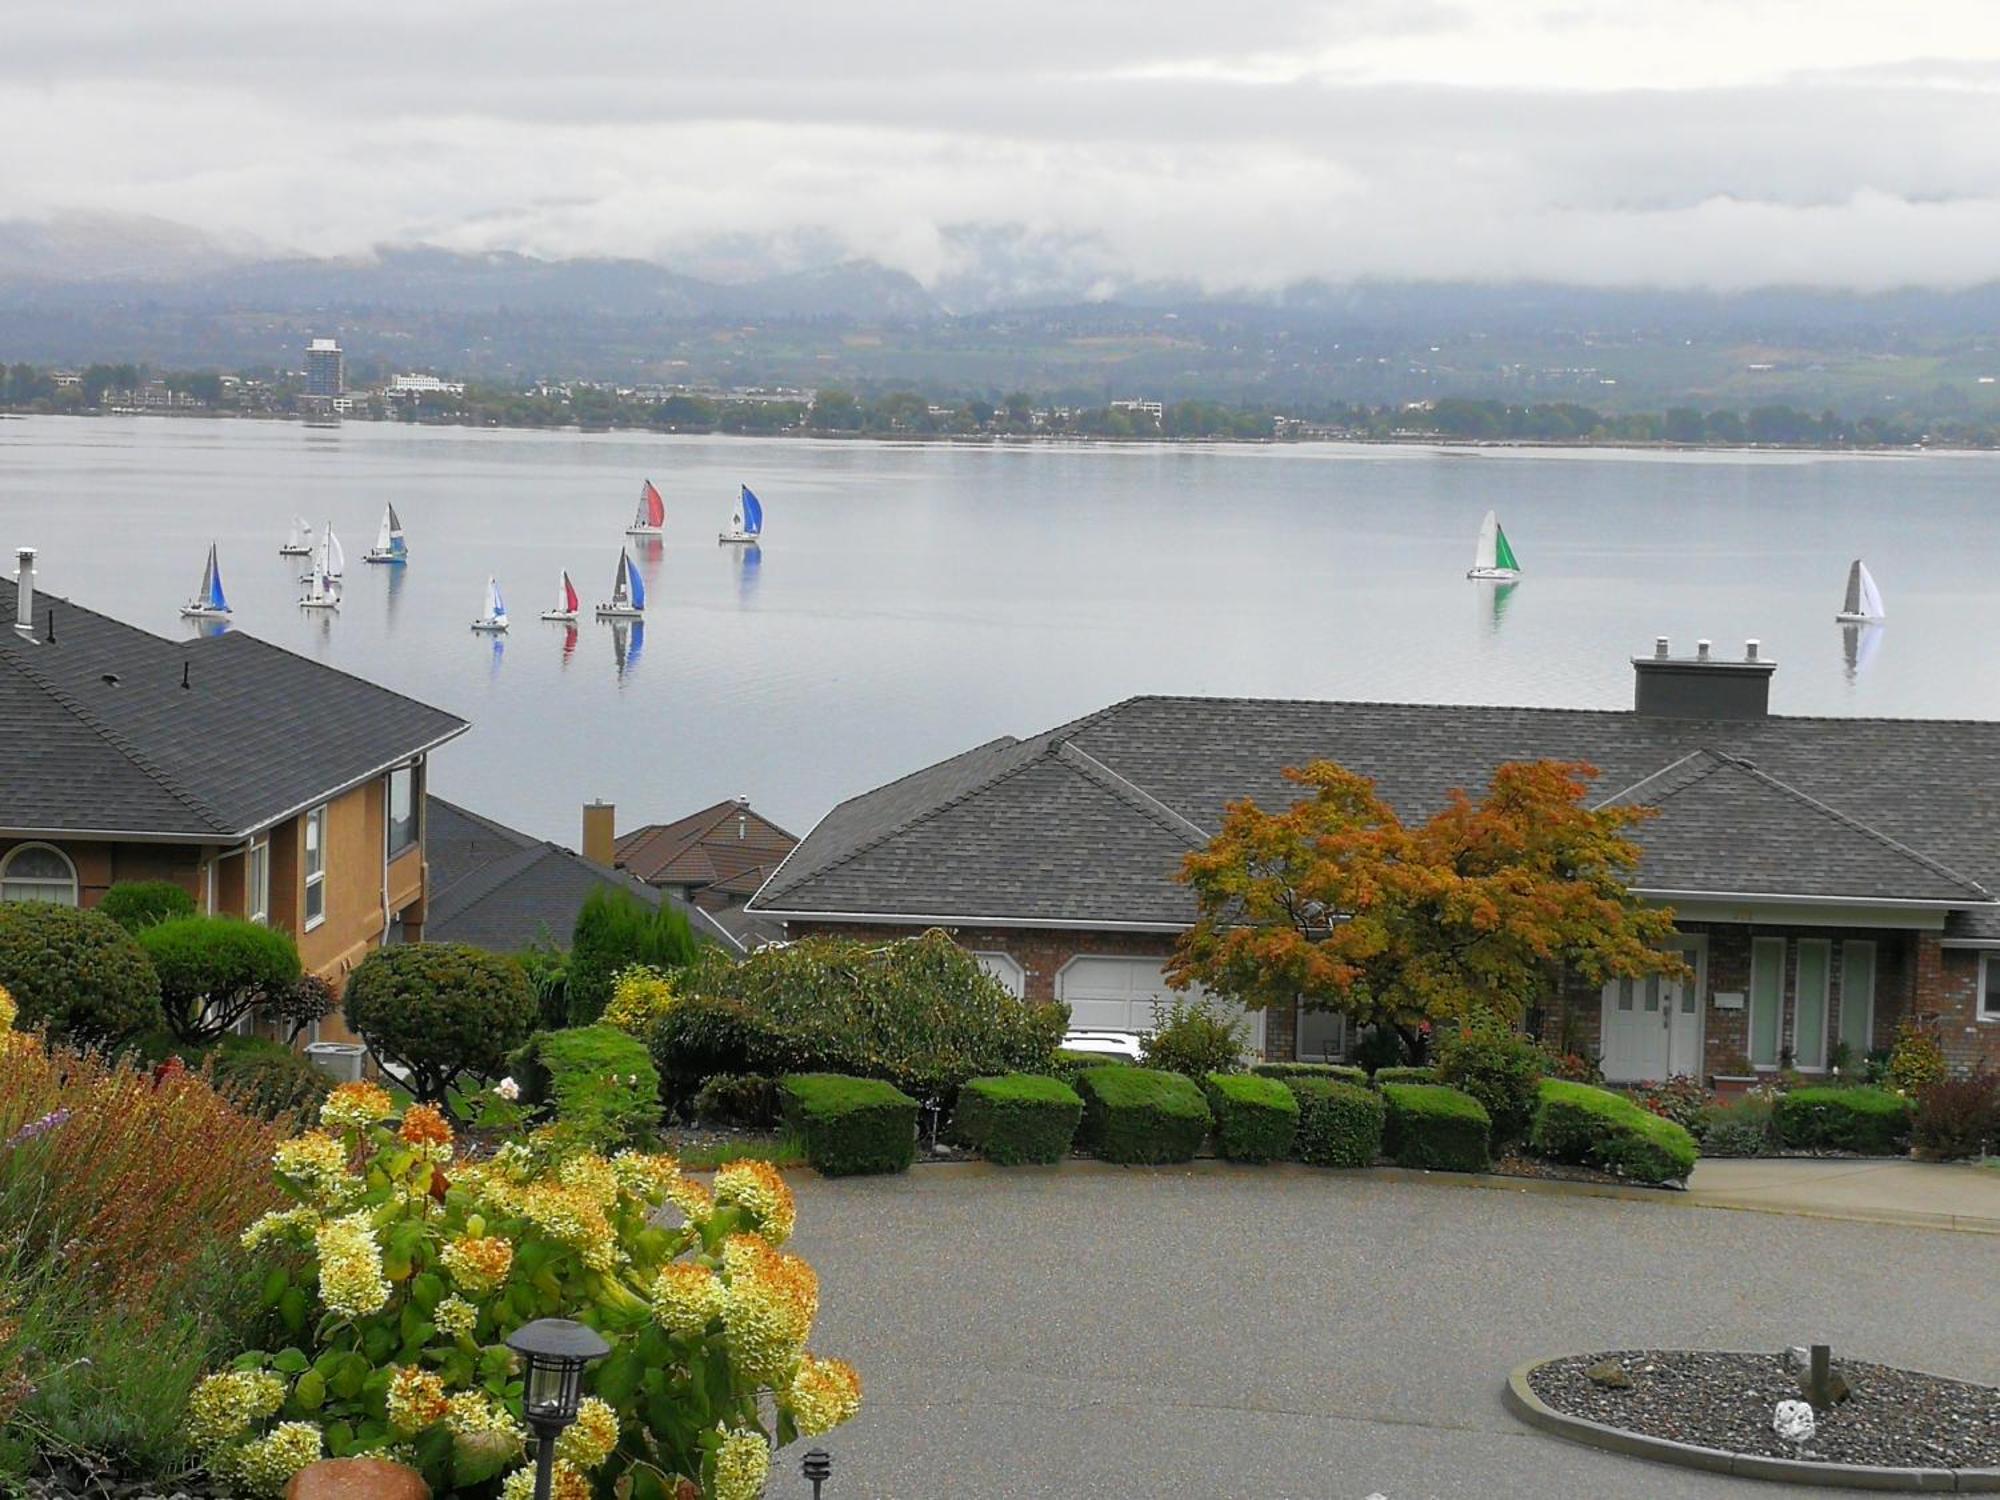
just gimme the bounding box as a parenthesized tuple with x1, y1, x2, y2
(14, 548, 35, 640)
(737, 796, 749, 841)
(1632, 635, 1776, 720)
(582, 800, 615, 866)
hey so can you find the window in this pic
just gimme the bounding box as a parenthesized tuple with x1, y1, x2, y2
(1749, 937, 1785, 1068)
(1839, 941, 1876, 1054)
(1794, 939, 1830, 1071)
(387, 766, 417, 858)
(304, 805, 327, 929)
(246, 841, 270, 925)
(1981, 953, 2000, 1023)
(0, 843, 78, 905)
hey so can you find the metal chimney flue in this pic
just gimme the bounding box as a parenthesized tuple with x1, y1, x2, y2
(1632, 634, 1777, 719)
(14, 548, 35, 638)
(1654, 636, 1670, 659)
(1696, 638, 1712, 662)
(1745, 639, 1761, 662)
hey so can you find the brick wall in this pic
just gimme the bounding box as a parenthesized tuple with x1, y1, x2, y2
(1917, 937, 2000, 1072)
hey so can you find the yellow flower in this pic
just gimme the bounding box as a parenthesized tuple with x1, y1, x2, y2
(500, 1460, 591, 1500)
(663, 1172, 713, 1225)
(610, 1149, 679, 1198)
(520, 1181, 619, 1271)
(445, 1389, 524, 1443)
(223, 1421, 324, 1497)
(556, 1151, 620, 1205)
(603, 965, 677, 1034)
(386, 1366, 450, 1432)
(0, 981, 15, 1031)
(720, 1235, 817, 1386)
(441, 1235, 514, 1293)
(652, 1261, 726, 1337)
(320, 1080, 395, 1129)
(433, 1294, 478, 1339)
(784, 1353, 863, 1437)
(240, 1206, 321, 1252)
(713, 1427, 771, 1500)
(713, 1160, 796, 1246)
(185, 1370, 286, 1450)
(315, 1211, 390, 1320)
(555, 1396, 619, 1470)
(398, 1102, 455, 1161)
(273, 1131, 353, 1205)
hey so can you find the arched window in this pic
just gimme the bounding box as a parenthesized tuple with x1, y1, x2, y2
(0, 843, 78, 906)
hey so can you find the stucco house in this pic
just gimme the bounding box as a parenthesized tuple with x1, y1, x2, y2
(0, 547, 467, 1034)
(747, 639, 2000, 1083)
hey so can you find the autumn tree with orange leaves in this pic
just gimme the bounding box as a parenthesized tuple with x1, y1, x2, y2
(1165, 759, 1687, 1052)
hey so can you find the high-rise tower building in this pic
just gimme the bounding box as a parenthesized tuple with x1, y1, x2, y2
(305, 337, 345, 398)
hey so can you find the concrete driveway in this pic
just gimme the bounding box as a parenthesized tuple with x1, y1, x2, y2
(785, 1162, 2000, 1500)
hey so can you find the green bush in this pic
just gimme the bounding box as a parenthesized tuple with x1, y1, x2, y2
(1381, 1083, 1491, 1172)
(1353, 1025, 1408, 1074)
(0, 902, 161, 1043)
(1204, 1072, 1299, 1163)
(567, 887, 701, 1025)
(1530, 1079, 1698, 1184)
(954, 1074, 1085, 1165)
(1772, 1085, 1912, 1155)
(1139, 995, 1246, 1079)
(1050, 1048, 1135, 1088)
(1253, 1061, 1369, 1084)
(646, 993, 789, 1113)
(135, 915, 302, 1045)
(1434, 1028, 1545, 1146)
(510, 1025, 660, 1148)
(96, 880, 196, 932)
(515, 942, 572, 1031)
(1287, 1078, 1386, 1167)
(1697, 1097, 1775, 1158)
(692, 1072, 780, 1129)
(1076, 1067, 1211, 1164)
(342, 943, 537, 1101)
(1910, 1070, 1999, 1160)
(207, 1034, 333, 1120)
(1373, 1066, 1438, 1087)
(781, 1073, 919, 1176)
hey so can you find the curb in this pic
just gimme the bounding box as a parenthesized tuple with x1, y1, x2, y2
(1504, 1357, 2000, 1492)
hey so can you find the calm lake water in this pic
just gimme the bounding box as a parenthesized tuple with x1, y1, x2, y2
(2, 415, 1996, 844)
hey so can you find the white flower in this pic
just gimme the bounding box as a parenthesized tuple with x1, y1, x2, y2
(495, 1077, 521, 1102)
(1772, 1399, 1816, 1445)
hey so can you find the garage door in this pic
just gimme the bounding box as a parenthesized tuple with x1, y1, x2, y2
(1057, 956, 1263, 1052)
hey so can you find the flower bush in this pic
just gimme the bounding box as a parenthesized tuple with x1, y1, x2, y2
(1630, 1073, 1709, 1132)
(204, 1084, 859, 1498)
(1887, 1021, 1948, 1095)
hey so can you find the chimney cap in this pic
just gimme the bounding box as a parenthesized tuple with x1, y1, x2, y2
(1653, 636, 1670, 659)
(16, 546, 34, 563)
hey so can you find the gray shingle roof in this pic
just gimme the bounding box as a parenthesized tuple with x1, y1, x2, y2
(0, 579, 467, 838)
(750, 694, 2000, 936)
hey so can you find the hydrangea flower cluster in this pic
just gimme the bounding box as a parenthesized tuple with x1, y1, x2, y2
(386, 1366, 451, 1432)
(785, 1355, 864, 1437)
(713, 1428, 772, 1500)
(319, 1080, 395, 1130)
(441, 1234, 514, 1293)
(314, 1210, 390, 1319)
(712, 1160, 796, 1246)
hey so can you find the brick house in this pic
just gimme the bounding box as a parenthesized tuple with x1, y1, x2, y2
(606, 798, 796, 950)
(746, 640, 2000, 1082)
(0, 548, 467, 1036)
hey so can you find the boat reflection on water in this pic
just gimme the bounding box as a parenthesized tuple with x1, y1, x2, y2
(736, 542, 761, 601)
(611, 619, 644, 682)
(487, 632, 505, 679)
(384, 558, 406, 627)
(1842, 622, 1883, 680)
(1477, 578, 1516, 634)
(184, 615, 232, 640)
(558, 622, 579, 667)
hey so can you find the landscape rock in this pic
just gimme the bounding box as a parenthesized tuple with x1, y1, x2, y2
(1784, 1345, 1811, 1373)
(1583, 1359, 1632, 1390)
(285, 1458, 430, 1500)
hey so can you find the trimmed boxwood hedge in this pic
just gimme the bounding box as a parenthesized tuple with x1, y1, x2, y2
(1530, 1079, 1698, 1184)
(1076, 1066, 1211, 1164)
(1287, 1077, 1386, 1167)
(1372, 1066, 1438, 1087)
(1051, 1048, 1135, 1089)
(781, 1073, 919, 1176)
(954, 1073, 1084, 1164)
(1253, 1062, 1369, 1085)
(1772, 1085, 1912, 1155)
(510, 1024, 661, 1148)
(1381, 1083, 1491, 1172)
(1204, 1072, 1299, 1163)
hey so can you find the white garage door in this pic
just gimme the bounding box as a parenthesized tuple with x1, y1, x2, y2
(1057, 956, 1263, 1053)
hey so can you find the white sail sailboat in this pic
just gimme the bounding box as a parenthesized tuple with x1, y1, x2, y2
(279, 517, 313, 557)
(595, 548, 646, 618)
(302, 521, 347, 583)
(627, 479, 666, 537)
(718, 484, 764, 545)
(1466, 509, 1520, 580)
(471, 576, 510, 632)
(299, 531, 340, 610)
(1835, 559, 1885, 623)
(179, 543, 232, 619)
(540, 569, 581, 622)
(364, 504, 409, 564)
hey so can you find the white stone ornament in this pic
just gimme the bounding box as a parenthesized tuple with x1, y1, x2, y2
(1772, 1399, 1817, 1445)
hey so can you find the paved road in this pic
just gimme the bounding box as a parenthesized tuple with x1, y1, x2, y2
(781, 1161, 1999, 1500)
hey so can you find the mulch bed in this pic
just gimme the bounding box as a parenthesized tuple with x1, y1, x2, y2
(1529, 1350, 2000, 1469)
(1490, 1148, 1639, 1188)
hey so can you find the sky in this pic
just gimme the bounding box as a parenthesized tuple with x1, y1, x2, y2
(7, 0, 2000, 293)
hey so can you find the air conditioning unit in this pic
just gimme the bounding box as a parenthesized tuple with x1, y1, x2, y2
(303, 1042, 369, 1083)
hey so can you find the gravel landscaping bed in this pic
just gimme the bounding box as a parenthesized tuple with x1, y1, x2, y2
(1528, 1350, 2000, 1469)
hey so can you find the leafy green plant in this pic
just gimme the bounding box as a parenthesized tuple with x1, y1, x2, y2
(1252, 1061, 1368, 1084)
(1696, 1096, 1775, 1158)
(1372, 1066, 1437, 1086)
(1772, 1085, 1912, 1155)
(1380, 1084, 1491, 1172)
(1049, 1049, 1134, 1089)
(568, 889, 701, 1025)
(209, 1035, 335, 1121)
(98, 880, 198, 932)
(513, 943, 571, 1032)
(1203, 1073, 1298, 1162)
(780, 1073, 919, 1176)
(1075, 1067, 1211, 1165)
(0, 902, 161, 1043)
(1433, 1028, 1545, 1146)
(508, 1025, 661, 1149)
(136, 916, 303, 1046)
(1888, 1022, 1948, 1095)
(1535, 1046, 1605, 1084)
(1530, 1079, 1697, 1183)
(691, 1073, 779, 1130)
(1911, 1069, 1999, 1160)
(952, 1074, 1084, 1165)
(647, 995, 787, 1113)
(341, 944, 537, 1102)
(1629, 1073, 1709, 1132)
(1353, 1025, 1409, 1075)
(1139, 995, 1245, 1079)
(1286, 1078, 1385, 1167)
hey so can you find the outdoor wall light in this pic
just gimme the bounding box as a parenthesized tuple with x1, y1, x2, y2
(802, 1448, 833, 1499)
(506, 1318, 611, 1500)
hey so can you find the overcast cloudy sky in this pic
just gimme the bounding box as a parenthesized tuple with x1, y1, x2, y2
(8, 0, 2000, 292)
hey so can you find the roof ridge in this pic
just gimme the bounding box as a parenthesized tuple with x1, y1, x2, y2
(1075, 690, 2000, 729)
(1056, 741, 1212, 847)
(0, 635, 230, 835)
(1592, 749, 1727, 808)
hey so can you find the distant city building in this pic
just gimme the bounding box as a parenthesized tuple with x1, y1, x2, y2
(388, 373, 466, 397)
(305, 338, 345, 398)
(1110, 399, 1165, 420)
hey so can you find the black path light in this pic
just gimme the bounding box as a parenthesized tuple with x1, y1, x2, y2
(507, 1318, 612, 1500)
(802, 1448, 833, 1499)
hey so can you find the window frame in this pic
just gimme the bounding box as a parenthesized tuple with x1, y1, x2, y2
(303, 805, 328, 931)
(0, 842, 79, 906)
(970, 951, 1025, 998)
(1749, 936, 1786, 1069)
(246, 840, 270, 926)
(385, 765, 418, 861)
(1980, 952, 2000, 1023)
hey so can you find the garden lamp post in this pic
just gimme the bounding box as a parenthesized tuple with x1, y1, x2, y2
(507, 1318, 612, 1500)
(802, 1448, 832, 1499)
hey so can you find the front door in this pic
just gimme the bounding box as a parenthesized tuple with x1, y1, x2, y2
(1599, 942, 1704, 1083)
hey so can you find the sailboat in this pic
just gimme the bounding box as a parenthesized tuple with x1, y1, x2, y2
(540, 569, 581, 622)
(179, 543, 232, 619)
(279, 517, 313, 557)
(1466, 509, 1520, 580)
(627, 479, 666, 537)
(595, 548, 646, 618)
(301, 521, 347, 583)
(471, 576, 510, 632)
(1835, 559, 1885, 623)
(299, 531, 340, 610)
(718, 484, 764, 545)
(363, 504, 408, 564)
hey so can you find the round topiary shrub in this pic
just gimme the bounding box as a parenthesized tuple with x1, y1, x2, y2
(343, 943, 537, 1101)
(136, 915, 303, 1045)
(1434, 1027, 1546, 1147)
(208, 1033, 334, 1120)
(97, 879, 198, 932)
(0, 901, 161, 1042)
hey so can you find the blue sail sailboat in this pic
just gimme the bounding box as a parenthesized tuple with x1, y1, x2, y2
(595, 547, 646, 618)
(364, 503, 409, 564)
(179, 543, 232, 619)
(719, 484, 764, 544)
